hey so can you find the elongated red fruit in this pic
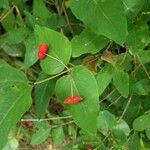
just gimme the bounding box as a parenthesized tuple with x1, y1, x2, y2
(64, 96, 82, 104)
(38, 43, 48, 53)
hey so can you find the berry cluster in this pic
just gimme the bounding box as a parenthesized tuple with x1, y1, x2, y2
(38, 43, 49, 59)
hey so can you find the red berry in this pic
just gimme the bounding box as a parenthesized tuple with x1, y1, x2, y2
(38, 43, 48, 53)
(64, 96, 82, 104)
(38, 51, 46, 59)
(87, 146, 93, 150)
(38, 43, 48, 60)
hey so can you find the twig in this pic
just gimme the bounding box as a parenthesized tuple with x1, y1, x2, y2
(21, 115, 72, 122)
(137, 55, 150, 80)
(51, 120, 74, 128)
(100, 89, 116, 103)
(62, 0, 74, 36)
(0, 6, 15, 22)
(107, 96, 122, 108)
(14, 5, 25, 27)
(119, 95, 132, 121)
(34, 69, 71, 85)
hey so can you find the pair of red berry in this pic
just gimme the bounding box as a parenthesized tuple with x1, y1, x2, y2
(38, 43, 49, 59)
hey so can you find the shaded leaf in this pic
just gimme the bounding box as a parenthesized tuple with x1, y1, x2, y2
(97, 110, 117, 135)
(126, 21, 150, 53)
(51, 127, 65, 146)
(122, 0, 145, 22)
(31, 127, 50, 145)
(70, 0, 127, 45)
(0, 60, 32, 149)
(71, 28, 109, 57)
(24, 34, 38, 67)
(96, 64, 113, 96)
(113, 67, 129, 98)
(35, 72, 56, 118)
(133, 113, 150, 131)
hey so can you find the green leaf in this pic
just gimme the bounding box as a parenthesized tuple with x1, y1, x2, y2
(33, 0, 65, 29)
(0, 0, 9, 8)
(24, 34, 38, 67)
(137, 50, 150, 64)
(97, 110, 117, 135)
(128, 133, 140, 150)
(1, 12, 15, 31)
(146, 129, 150, 140)
(96, 64, 113, 96)
(1, 43, 25, 57)
(70, 0, 127, 45)
(33, 0, 52, 20)
(55, 66, 99, 135)
(51, 127, 65, 146)
(114, 119, 130, 136)
(122, 0, 145, 22)
(113, 67, 129, 98)
(0, 28, 30, 45)
(132, 79, 150, 95)
(35, 25, 72, 75)
(111, 128, 127, 146)
(71, 28, 109, 57)
(126, 21, 150, 53)
(31, 127, 50, 145)
(35, 72, 56, 118)
(0, 60, 32, 149)
(133, 113, 150, 131)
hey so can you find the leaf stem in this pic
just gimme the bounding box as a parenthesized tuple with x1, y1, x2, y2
(46, 53, 70, 71)
(34, 69, 71, 85)
(21, 115, 72, 122)
(119, 95, 132, 121)
(51, 120, 74, 128)
(137, 55, 150, 80)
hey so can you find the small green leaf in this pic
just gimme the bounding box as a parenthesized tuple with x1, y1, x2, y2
(0, 0, 9, 8)
(146, 129, 150, 140)
(1, 12, 15, 31)
(96, 64, 113, 96)
(128, 133, 140, 150)
(137, 50, 150, 64)
(55, 66, 99, 135)
(133, 113, 150, 131)
(114, 120, 130, 136)
(0, 28, 30, 45)
(70, 0, 128, 45)
(31, 127, 50, 145)
(33, 0, 65, 29)
(35, 72, 56, 118)
(1, 43, 25, 57)
(24, 34, 38, 67)
(132, 79, 150, 95)
(126, 21, 150, 53)
(97, 110, 117, 135)
(0, 60, 32, 149)
(51, 127, 65, 146)
(35, 25, 72, 75)
(122, 0, 145, 22)
(113, 67, 129, 98)
(71, 28, 109, 57)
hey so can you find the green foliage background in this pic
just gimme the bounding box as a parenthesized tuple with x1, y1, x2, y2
(0, 0, 150, 149)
